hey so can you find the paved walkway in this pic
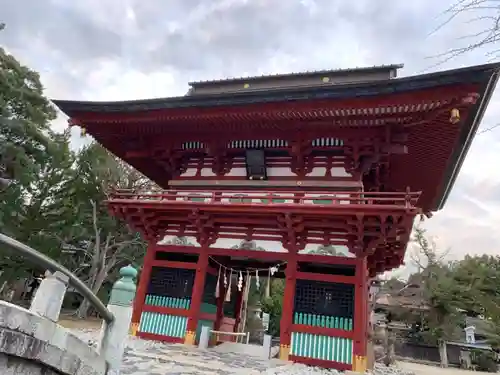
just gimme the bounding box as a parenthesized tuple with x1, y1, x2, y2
(397, 362, 490, 375)
(121, 342, 286, 375)
(71, 328, 420, 374)
(69, 329, 293, 375)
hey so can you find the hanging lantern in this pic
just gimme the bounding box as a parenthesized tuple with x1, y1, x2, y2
(450, 108, 460, 124)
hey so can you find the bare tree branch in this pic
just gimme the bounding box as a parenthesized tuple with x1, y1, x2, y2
(427, 0, 500, 67)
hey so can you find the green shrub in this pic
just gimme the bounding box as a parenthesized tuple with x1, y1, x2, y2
(471, 349, 497, 372)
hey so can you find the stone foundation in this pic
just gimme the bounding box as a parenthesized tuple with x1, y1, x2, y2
(0, 301, 106, 375)
(0, 350, 61, 375)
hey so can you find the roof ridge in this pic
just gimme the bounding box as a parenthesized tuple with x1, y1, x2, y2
(188, 64, 404, 86)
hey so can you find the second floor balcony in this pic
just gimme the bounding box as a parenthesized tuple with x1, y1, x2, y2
(108, 189, 421, 213)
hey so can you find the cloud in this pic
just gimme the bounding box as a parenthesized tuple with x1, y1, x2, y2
(1, 0, 499, 268)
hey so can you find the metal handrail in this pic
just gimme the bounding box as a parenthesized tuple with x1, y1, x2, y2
(0, 233, 114, 323)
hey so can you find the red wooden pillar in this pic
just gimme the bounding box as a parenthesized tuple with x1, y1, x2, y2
(352, 256, 368, 373)
(130, 244, 156, 336)
(184, 249, 209, 345)
(279, 245, 298, 360)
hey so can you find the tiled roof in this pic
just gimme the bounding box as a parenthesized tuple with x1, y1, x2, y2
(52, 63, 500, 115)
(188, 64, 404, 86)
(376, 293, 429, 311)
(51, 62, 500, 212)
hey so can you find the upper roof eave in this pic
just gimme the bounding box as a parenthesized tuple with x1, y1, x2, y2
(51, 63, 500, 213)
(187, 63, 404, 87)
(52, 62, 500, 117)
(435, 64, 500, 210)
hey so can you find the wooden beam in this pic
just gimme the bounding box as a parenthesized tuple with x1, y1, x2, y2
(296, 271, 355, 284)
(169, 179, 362, 190)
(297, 254, 358, 266)
(152, 260, 198, 269)
(108, 201, 420, 217)
(153, 244, 200, 254)
(209, 248, 289, 260)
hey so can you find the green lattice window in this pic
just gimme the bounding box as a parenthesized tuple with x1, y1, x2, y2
(313, 195, 336, 204)
(229, 194, 252, 203)
(188, 194, 206, 202)
(261, 194, 286, 204)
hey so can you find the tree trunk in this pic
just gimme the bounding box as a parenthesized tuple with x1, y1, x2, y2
(384, 326, 396, 366)
(438, 339, 448, 367)
(0, 280, 17, 301)
(0, 281, 8, 297)
(76, 268, 107, 318)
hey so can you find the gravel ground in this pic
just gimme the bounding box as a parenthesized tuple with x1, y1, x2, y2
(71, 329, 415, 375)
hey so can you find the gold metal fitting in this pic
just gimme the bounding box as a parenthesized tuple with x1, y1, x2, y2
(450, 108, 460, 124)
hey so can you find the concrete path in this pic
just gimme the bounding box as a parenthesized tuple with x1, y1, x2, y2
(69, 328, 425, 374)
(398, 361, 491, 375)
(121, 342, 286, 375)
(210, 342, 280, 359)
(69, 329, 291, 375)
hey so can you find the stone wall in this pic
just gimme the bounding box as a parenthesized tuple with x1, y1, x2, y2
(0, 351, 61, 375)
(0, 301, 107, 375)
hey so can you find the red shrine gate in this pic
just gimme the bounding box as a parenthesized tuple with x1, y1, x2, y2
(53, 63, 499, 372)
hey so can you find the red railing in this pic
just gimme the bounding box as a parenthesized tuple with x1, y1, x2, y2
(109, 189, 421, 208)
